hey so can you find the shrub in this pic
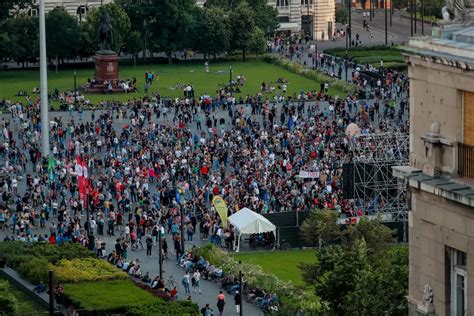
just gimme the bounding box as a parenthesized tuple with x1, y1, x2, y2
(0, 241, 95, 269)
(17, 257, 50, 285)
(0, 279, 18, 315)
(53, 258, 128, 283)
(127, 301, 199, 316)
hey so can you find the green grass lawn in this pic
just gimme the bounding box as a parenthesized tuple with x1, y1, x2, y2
(233, 250, 316, 286)
(0, 60, 340, 106)
(0, 277, 48, 315)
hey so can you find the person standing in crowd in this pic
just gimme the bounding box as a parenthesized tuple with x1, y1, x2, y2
(145, 235, 153, 256)
(216, 291, 225, 316)
(234, 290, 242, 314)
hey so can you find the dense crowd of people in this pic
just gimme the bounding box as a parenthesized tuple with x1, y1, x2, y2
(0, 48, 409, 313)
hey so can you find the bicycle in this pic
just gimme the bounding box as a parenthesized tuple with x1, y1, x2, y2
(166, 275, 177, 289)
(278, 240, 291, 251)
(131, 239, 143, 251)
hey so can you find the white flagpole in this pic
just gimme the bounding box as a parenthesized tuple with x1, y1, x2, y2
(39, 0, 50, 156)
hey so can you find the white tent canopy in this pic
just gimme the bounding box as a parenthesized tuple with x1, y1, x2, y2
(228, 208, 276, 252)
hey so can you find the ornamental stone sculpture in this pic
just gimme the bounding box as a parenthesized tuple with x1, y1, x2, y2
(442, 0, 474, 24)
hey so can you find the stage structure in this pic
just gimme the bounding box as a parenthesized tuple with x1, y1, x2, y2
(349, 132, 409, 222)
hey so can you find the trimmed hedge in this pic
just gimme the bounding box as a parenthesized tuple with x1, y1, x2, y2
(262, 54, 357, 96)
(0, 241, 95, 285)
(63, 280, 158, 312)
(62, 280, 198, 315)
(53, 258, 128, 283)
(127, 301, 199, 316)
(0, 242, 95, 268)
(323, 46, 407, 71)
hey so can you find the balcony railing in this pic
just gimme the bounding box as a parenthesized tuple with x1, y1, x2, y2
(458, 142, 474, 178)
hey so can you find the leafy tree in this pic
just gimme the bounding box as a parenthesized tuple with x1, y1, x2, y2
(85, 3, 131, 54)
(78, 23, 95, 60)
(299, 216, 407, 315)
(115, 0, 153, 62)
(300, 239, 370, 314)
(46, 7, 82, 71)
(343, 216, 395, 257)
(248, 27, 267, 57)
(229, 2, 255, 61)
(300, 209, 340, 249)
(343, 246, 408, 315)
(4, 14, 38, 66)
(247, 0, 279, 36)
(335, 7, 348, 24)
(0, 280, 18, 315)
(147, 0, 197, 63)
(192, 7, 231, 60)
(423, 0, 444, 18)
(0, 0, 32, 21)
(0, 32, 12, 61)
(206, 0, 278, 37)
(124, 30, 143, 67)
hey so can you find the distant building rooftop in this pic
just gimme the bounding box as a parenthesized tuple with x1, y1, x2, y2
(401, 26, 474, 71)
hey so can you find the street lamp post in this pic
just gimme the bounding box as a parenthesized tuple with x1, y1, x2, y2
(180, 205, 185, 255)
(389, 0, 392, 27)
(39, 0, 50, 157)
(239, 260, 243, 316)
(48, 270, 54, 316)
(414, 0, 417, 34)
(158, 228, 163, 279)
(348, 0, 352, 48)
(421, 0, 424, 35)
(369, 0, 372, 21)
(74, 70, 77, 102)
(229, 65, 233, 84)
(410, 0, 414, 36)
(384, 0, 388, 45)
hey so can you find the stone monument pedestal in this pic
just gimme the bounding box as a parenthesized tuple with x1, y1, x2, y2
(94, 52, 119, 83)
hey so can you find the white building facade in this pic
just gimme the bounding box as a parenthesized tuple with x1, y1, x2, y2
(26, 0, 112, 20)
(197, 0, 335, 40)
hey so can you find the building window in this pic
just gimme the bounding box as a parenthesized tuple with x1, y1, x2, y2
(459, 91, 474, 178)
(277, 0, 289, 7)
(301, 0, 313, 4)
(77, 6, 87, 16)
(463, 91, 474, 146)
(278, 16, 290, 22)
(449, 248, 467, 316)
(28, 8, 38, 17)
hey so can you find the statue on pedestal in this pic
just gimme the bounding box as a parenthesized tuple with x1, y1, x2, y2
(442, 0, 474, 25)
(98, 10, 114, 54)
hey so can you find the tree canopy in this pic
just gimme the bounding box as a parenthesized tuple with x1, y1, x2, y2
(299, 216, 407, 315)
(85, 3, 131, 54)
(46, 7, 82, 61)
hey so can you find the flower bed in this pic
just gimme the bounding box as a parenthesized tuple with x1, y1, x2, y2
(193, 245, 325, 314)
(262, 54, 357, 96)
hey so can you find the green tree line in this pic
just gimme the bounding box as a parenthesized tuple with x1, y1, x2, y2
(0, 0, 279, 66)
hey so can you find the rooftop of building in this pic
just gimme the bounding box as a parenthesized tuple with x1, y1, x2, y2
(401, 26, 474, 70)
(393, 166, 474, 208)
